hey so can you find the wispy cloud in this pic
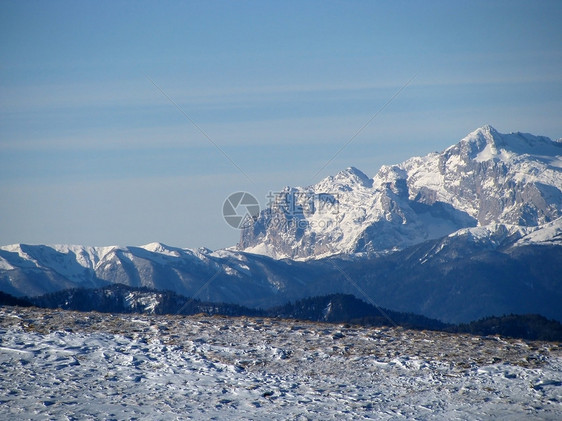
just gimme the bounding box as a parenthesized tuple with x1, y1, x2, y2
(0, 77, 407, 114)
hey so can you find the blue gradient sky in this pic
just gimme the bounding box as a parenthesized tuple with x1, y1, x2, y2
(1, 1, 561, 249)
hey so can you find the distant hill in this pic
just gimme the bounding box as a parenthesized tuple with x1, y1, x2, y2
(29, 284, 260, 317)
(268, 294, 449, 331)
(0, 291, 32, 307)
(453, 314, 562, 342)
(5, 286, 558, 341)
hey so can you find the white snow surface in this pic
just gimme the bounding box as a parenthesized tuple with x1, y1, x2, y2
(516, 217, 562, 246)
(1, 306, 561, 420)
(449, 223, 532, 243)
(448, 217, 562, 248)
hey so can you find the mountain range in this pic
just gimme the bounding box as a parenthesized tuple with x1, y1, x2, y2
(240, 125, 562, 259)
(1, 125, 561, 324)
(8, 284, 556, 341)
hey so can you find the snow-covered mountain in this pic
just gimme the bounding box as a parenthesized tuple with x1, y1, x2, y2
(0, 242, 305, 307)
(1, 125, 561, 322)
(240, 125, 562, 259)
(1, 218, 561, 323)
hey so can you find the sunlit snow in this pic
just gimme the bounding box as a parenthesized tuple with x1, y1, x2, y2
(1, 307, 561, 420)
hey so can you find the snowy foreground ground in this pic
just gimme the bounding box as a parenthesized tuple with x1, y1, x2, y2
(1, 307, 561, 420)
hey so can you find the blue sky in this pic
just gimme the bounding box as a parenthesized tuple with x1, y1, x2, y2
(1, 0, 561, 249)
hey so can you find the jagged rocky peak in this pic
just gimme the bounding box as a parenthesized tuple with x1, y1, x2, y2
(441, 125, 512, 163)
(315, 166, 373, 191)
(334, 166, 373, 187)
(467, 124, 500, 143)
(239, 126, 562, 259)
(372, 165, 409, 196)
(450, 124, 562, 163)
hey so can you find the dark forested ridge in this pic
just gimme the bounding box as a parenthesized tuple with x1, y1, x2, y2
(0, 291, 32, 307)
(29, 284, 261, 317)
(268, 294, 449, 330)
(0, 286, 558, 341)
(452, 314, 562, 342)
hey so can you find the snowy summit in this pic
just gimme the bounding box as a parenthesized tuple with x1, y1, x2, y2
(240, 126, 562, 259)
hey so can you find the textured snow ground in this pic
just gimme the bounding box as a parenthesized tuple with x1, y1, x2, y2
(1, 307, 561, 420)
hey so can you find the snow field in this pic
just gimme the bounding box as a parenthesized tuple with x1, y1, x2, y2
(0, 307, 561, 420)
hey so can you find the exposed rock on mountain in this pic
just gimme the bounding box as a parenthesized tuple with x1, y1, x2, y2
(240, 125, 562, 259)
